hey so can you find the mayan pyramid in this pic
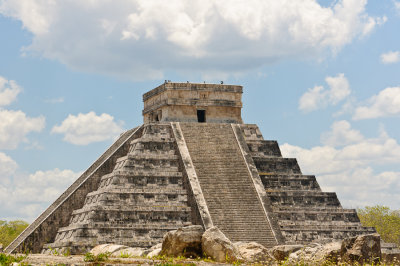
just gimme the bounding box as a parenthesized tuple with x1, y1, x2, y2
(6, 82, 375, 254)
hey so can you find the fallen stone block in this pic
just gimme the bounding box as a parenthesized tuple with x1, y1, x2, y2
(90, 244, 128, 256)
(112, 247, 146, 257)
(289, 241, 341, 264)
(234, 241, 272, 263)
(341, 233, 381, 264)
(201, 226, 241, 263)
(161, 225, 204, 258)
(270, 244, 303, 261)
(145, 243, 162, 257)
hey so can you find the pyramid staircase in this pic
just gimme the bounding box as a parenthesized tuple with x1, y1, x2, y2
(179, 123, 281, 247)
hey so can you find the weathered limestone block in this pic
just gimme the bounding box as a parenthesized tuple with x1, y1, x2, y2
(270, 244, 303, 261)
(146, 243, 162, 258)
(288, 241, 341, 264)
(340, 233, 381, 264)
(112, 247, 146, 257)
(160, 225, 204, 257)
(382, 249, 400, 263)
(90, 244, 129, 256)
(234, 242, 272, 263)
(201, 227, 241, 263)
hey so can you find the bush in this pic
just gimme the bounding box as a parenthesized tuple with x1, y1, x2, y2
(357, 205, 400, 246)
(83, 252, 110, 262)
(0, 253, 26, 266)
(0, 220, 29, 248)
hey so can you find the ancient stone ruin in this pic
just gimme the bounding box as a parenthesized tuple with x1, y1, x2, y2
(6, 82, 375, 254)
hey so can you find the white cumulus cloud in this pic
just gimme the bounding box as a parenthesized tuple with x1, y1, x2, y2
(395, 1, 400, 14)
(0, 152, 18, 178)
(299, 73, 351, 112)
(0, 109, 45, 150)
(0, 76, 22, 107)
(51, 111, 124, 145)
(0, 168, 81, 221)
(380, 51, 400, 64)
(281, 122, 400, 208)
(321, 120, 363, 146)
(0, 0, 384, 79)
(353, 86, 400, 120)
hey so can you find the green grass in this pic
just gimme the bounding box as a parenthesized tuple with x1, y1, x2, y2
(0, 253, 26, 266)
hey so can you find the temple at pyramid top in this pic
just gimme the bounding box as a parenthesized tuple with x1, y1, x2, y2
(142, 81, 243, 123)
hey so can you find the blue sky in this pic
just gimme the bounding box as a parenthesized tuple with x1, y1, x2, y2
(0, 0, 400, 222)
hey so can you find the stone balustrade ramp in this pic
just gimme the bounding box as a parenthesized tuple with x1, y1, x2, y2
(5, 127, 142, 254)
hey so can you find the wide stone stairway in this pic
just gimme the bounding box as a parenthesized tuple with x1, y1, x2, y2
(179, 123, 278, 247)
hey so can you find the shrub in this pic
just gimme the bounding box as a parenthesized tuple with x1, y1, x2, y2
(0, 253, 26, 266)
(83, 252, 110, 262)
(0, 220, 29, 247)
(357, 205, 400, 246)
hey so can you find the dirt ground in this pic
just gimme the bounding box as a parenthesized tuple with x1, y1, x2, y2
(17, 254, 230, 265)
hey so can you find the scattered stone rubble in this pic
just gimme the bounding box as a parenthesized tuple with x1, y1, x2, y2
(85, 226, 399, 264)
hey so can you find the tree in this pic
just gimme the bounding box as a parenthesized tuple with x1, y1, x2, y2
(357, 205, 400, 246)
(0, 220, 29, 248)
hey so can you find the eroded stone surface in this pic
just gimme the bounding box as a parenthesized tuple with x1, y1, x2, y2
(270, 244, 303, 261)
(161, 225, 204, 257)
(91, 244, 128, 256)
(234, 242, 272, 263)
(201, 226, 241, 263)
(341, 233, 381, 264)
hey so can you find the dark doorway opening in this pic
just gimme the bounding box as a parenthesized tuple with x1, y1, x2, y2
(197, 110, 206, 123)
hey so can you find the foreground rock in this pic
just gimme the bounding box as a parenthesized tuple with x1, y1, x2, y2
(90, 244, 128, 256)
(288, 241, 342, 264)
(381, 242, 400, 263)
(112, 247, 146, 257)
(146, 243, 162, 258)
(234, 241, 272, 263)
(201, 226, 241, 263)
(161, 225, 204, 257)
(341, 233, 381, 264)
(270, 244, 303, 261)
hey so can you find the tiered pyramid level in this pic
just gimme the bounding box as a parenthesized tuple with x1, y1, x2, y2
(42, 124, 193, 254)
(239, 124, 375, 244)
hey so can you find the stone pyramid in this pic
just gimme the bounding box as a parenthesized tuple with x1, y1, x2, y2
(6, 82, 374, 254)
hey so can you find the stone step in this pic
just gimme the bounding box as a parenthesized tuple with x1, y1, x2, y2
(57, 222, 192, 234)
(245, 139, 282, 157)
(282, 229, 376, 245)
(267, 191, 341, 207)
(253, 157, 302, 174)
(99, 176, 184, 189)
(239, 124, 264, 141)
(71, 205, 191, 215)
(130, 137, 176, 144)
(274, 208, 360, 223)
(279, 220, 367, 228)
(101, 169, 182, 180)
(87, 187, 187, 197)
(259, 174, 321, 191)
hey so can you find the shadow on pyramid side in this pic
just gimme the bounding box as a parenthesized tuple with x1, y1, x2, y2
(6, 82, 375, 254)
